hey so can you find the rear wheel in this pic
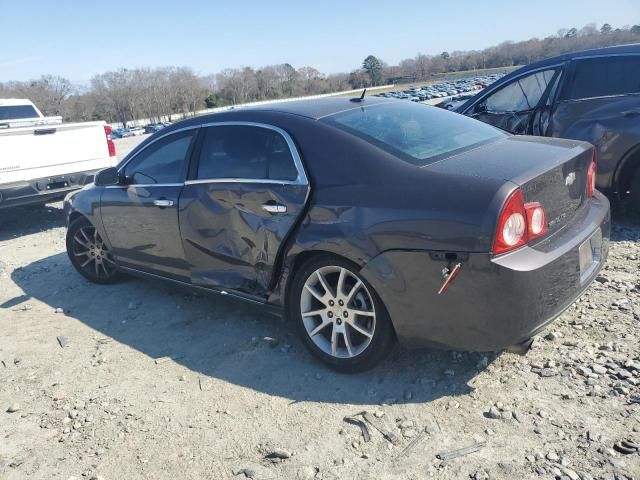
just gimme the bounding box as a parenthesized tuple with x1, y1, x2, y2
(66, 217, 123, 284)
(288, 255, 395, 372)
(629, 168, 640, 210)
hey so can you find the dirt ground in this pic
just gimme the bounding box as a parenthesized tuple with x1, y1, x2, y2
(1, 140, 639, 479)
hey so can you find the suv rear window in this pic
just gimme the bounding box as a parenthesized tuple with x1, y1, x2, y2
(565, 55, 640, 100)
(0, 105, 39, 121)
(323, 102, 505, 166)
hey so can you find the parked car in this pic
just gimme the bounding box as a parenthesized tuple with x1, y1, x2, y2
(457, 44, 640, 205)
(64, 97, 609, 372)
(144, 124, 164, 134)
(436, 94, 477, 110)
(0, 98, 117, 209)
(111, 128, 132, 139)
(129, 127, 145, 136)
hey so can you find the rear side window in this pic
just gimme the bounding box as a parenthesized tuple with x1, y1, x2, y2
(124, 130, 195, 184)
(324, 102, 505, 166)
(197, 125, 298, 181)
(0, 105, 39, 120)
(565, 56, 640, 100)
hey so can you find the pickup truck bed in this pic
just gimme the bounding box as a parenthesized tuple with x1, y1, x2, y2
(0, 99, 117, 209)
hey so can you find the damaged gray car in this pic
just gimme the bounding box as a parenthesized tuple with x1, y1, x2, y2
(457, 44, 640, 206)
(64, 98, 610, 372)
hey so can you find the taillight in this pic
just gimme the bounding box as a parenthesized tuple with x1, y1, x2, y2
(104, 125, 116, 157)
(587, 150, 597, 198)
(493, 189, 528, 254)
(525, 202, 547, 239)
(492, 189, 548, 255)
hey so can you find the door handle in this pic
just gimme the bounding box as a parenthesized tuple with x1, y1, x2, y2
(153, 199, 174, 207)
(262, 203, 287, 214)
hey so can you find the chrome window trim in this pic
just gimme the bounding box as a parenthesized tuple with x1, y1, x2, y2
(185, 178, 299, 186)
(104, 183, 184, 189)
(117, 121, 309, 187)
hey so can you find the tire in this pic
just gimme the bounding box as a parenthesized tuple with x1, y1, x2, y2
(629, 168, 640, 211)
(66, 217, 124, 284)
(287, 254, 395, 373)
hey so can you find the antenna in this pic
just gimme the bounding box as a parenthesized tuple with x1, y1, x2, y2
(350, 88, 367, 103)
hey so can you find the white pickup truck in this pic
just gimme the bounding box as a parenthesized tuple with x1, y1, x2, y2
(0, 99, 117, 209)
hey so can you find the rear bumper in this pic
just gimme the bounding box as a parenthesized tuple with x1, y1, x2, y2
(361, 192, 611, 351)
(0, 169, 99, 209)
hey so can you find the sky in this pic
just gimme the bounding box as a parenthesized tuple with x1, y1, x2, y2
(0, 0, 638, 83)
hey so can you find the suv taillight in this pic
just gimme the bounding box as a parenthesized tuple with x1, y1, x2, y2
(492, 189, 548, 256)
(587, 150, 597, 198)
(104, 125, 116, 157)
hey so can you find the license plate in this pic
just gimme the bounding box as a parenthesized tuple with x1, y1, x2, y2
(579, 238, 593, 274)
(579, 227, 602, 281)
(47, 180, 69, 190)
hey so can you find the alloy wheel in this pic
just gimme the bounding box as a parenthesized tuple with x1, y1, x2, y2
(71, 225, 117, 280)
(300, 266, 376, 359)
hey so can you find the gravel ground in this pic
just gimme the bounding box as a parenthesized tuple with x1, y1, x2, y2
(0, 164, 639, 479)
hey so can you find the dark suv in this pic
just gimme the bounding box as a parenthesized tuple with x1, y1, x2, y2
(457, 44, 640, 206)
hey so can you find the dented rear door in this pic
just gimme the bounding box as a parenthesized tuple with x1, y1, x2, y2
(178, 123, 309, 296)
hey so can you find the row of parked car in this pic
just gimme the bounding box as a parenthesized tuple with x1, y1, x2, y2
(111, 122, 172, 139)
(374, 72, 507, 103)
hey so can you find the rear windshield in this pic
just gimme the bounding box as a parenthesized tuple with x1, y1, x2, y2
(323, 102, 505, 166)
(0, 105, 40, 121)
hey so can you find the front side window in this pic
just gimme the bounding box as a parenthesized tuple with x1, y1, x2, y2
(124, 130, 195, 184)
(324, 102, 505, 166)
(197, 125, 298, 181)
(483, 69, 557, 112)
(564, 56, 640, 100)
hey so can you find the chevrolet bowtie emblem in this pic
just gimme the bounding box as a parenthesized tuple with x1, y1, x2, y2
(565, 172, 576, 186)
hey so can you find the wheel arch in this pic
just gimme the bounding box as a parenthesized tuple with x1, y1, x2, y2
(68, 211, 89, 226)
(270, 248, 363, 309)
(271, 248, 397, 340)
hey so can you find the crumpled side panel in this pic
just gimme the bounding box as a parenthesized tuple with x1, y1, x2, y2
(550, 96, 640, 189)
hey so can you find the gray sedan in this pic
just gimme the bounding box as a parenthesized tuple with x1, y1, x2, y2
(64, 97, 610, 371)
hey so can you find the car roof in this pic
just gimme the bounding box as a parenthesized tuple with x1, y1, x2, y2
(513, 43, 640, 72)
(0, 98, 33, 106)
(236, 95, 396, 120)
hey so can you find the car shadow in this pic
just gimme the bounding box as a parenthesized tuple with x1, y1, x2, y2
(609, 201, 640, 250)
(0, 202, 65, 241)
(7, 252, 499, 405)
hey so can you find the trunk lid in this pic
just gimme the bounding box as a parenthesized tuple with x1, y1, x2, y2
(424, 135, 593, 235)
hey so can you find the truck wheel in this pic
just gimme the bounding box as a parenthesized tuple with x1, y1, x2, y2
(66, 217, 123, 284)
(288, 254, 395, 373)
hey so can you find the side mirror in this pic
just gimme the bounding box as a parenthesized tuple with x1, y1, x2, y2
(94, 167, 120, 187)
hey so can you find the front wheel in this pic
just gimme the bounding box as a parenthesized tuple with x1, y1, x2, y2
(66, 217, 123, 284)
(288, 255, 395, 373)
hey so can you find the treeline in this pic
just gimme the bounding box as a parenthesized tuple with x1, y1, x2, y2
(0, 65, 351, 126)
(0, 23, 638, 126)
(387, 23, 640, 84)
